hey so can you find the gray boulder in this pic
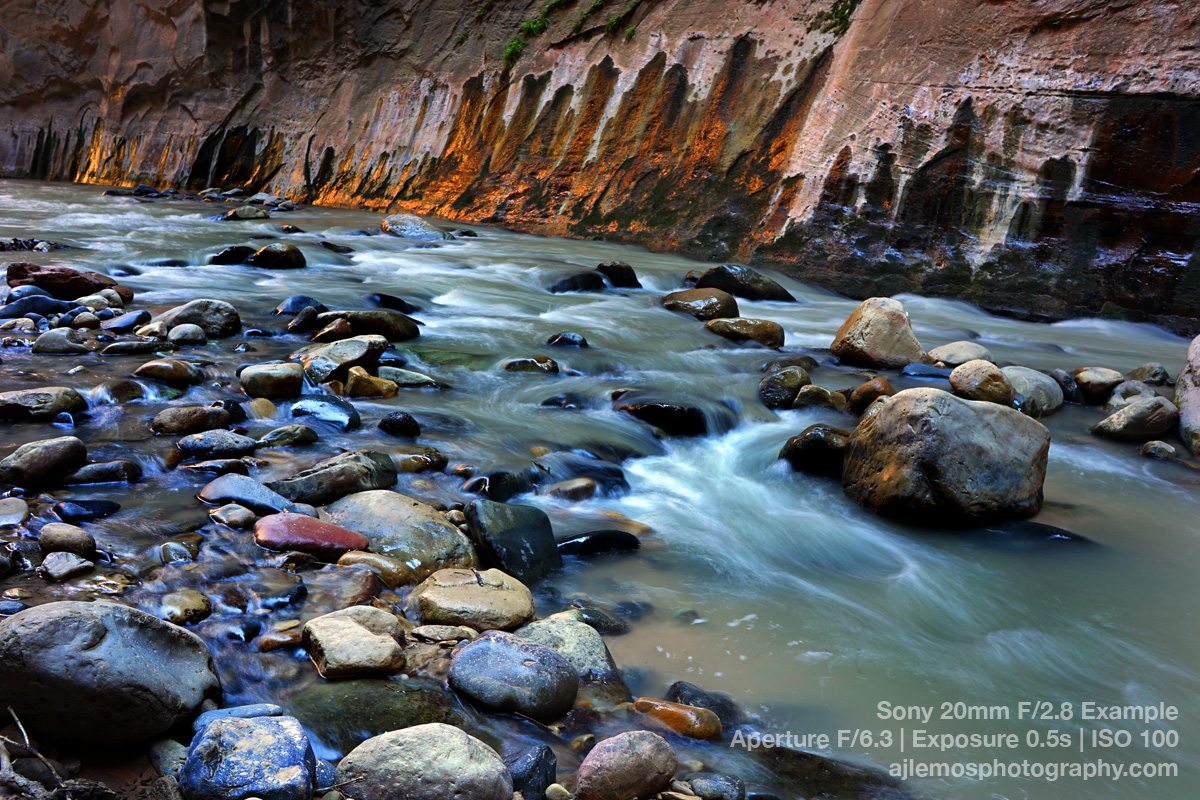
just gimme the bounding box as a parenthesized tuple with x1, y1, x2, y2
(154, 299, 241, 338)
(0, 601, 220, 745)
(292, 335, 388, 383)
(0, 436, 87, 487)
(335, 724, 510, 800)
(32, 327, 89, 354)
(448, 631, 579, 723)
(842, 387, 1050, 523)
(326, 491, 478, 581)
(0, 387, 87, 421)
(1001, 367, 1063, 418)
(1090, 396, 1179, 442)
(177, 430, 259, 459)
(1177, 334, 1200, 454)
(381, 213, 449, 240)
(516, 618, 632, 709)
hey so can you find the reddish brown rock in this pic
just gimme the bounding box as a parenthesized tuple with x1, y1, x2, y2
(252, 512, 369, 558)
(633, 697, 722, 740)
(7, 262, 133, 302)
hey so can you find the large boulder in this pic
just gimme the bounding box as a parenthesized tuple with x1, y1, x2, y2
(247, 243, 306, 270)
(265, 450, 397, 505)
(301, 606, 407, 679)
(0, 387, 87, 421)
(334, 724, 511, 800)
(7, 262, 132, 302)
(1001, 367, 1064, 418)
(464, 500, 561, 582)
(693, 264, 794, 302)
(0, 436, 87, 487)
(291, 335, 388, 383)
(447, 631, 579, 723)
(1090, 397, 1179, 442)
(0, 601, 220, 745)
(325, 490, 478, 581)
(830, 297, 932, 369)
(407, 568, 534, 631)
(574, 731, 677, 800)
(153, 299, 241, 338)
(1174, 334, 1200, 454)
(842, 387, 1051, 523)
(179, 716, 315, 800)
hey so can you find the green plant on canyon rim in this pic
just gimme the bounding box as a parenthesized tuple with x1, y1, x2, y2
(811, 0, 862, 36)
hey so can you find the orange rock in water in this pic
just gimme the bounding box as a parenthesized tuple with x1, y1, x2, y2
(632, 697, 722, 740)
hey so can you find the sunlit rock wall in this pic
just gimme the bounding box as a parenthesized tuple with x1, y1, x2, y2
(3, 0, 1199, 330)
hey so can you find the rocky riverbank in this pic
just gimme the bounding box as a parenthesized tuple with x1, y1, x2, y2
(1, 188, 1199, 800)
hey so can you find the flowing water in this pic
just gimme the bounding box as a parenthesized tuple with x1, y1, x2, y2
(1, 180, 1198, 799)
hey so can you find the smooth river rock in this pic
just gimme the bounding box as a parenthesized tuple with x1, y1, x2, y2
(1090, 396, 1179, 442)
(153, 299, 241, 338)
(464, 499, 561, 582)
(1175, 334, 1200, 454)
(0, 386, 87, 421)
(949, 359, 1014, 406)
(693, 264, 794, 302)
(240, 362, 305, 399)
(334, 724, 511, 800)
(151, 406, 231, 435)
(265, 450, 397, 505)
(0, 436, 88, 487)
(325, 490, 478, 581)
(662, 288, 739, 320)
(1001, 366, 1064, 418)
(302, 605, 407, 678)
(574, 730, 677, 800)
(842, 387, 1051, 523)
(407, 568, 534, 631)
(448, 631, 579, 723)
(0, 601, 221, 745)
(705, 317, 784, 348)
(253, 512, 370, 558)
(830, 297, 932, 369)
(516, 618, 632, 709)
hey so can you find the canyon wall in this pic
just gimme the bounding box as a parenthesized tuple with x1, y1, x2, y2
(3, 0, 1200, 331)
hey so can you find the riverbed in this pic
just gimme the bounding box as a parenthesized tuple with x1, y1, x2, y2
(1, 180, 1197, 800)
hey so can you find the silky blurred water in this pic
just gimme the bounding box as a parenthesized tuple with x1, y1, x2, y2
(1, 181, 1197, 799)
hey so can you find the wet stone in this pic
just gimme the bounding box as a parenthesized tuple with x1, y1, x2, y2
(179, 716, 316, 800)
(52, 499, 119, 522)
(448, 630, 579, 723)
(39, 551, 95, 581)
(37, 522, 96, 557)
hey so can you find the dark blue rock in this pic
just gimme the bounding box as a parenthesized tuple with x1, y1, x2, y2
(546, 331, 588, 347)
(548, 272, 606, 293)
(617, 400, 707, 436)
(595, 260, 641, 288)
(273, 295, 326, 315)
(540, 393, 590, 410)
(506, 745, 556, 800)
(53, 500, 121, 523)
(461, 470, 530, 502)
(95, 308, 115, 320)
(0, 296, 82, 319)
(102, 309, 152, 332)
(209, 246, 255, 265)
(289, 395, 361, 431)
(556, 530, 640, 557)
(363, 292, 422, 315)
(198, 474, 302, 516)
(179, 716, 315, 800)
(7, 285, 51, 301)
(0, 599, 26, 616)
(667, 681, 746, 728)
(687, 772, 747, 800)
(193, 704, 284, 732)
(465, 499, 561, 582)
(533, 452, 628, 494)
(317, 241, 354, 254)
(447, 631, 578, 723)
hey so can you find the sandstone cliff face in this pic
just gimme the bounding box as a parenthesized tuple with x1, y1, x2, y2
(3, 0, 1200, 330)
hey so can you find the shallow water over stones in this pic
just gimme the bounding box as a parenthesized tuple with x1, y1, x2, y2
(0, 181, 1198, 800)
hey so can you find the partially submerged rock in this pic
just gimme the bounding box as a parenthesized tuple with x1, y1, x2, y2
(842, 387, 1050, 523)
(831, 297, 932, 369)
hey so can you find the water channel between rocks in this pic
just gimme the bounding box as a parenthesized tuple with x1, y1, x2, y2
(1, 180, 1198, 800)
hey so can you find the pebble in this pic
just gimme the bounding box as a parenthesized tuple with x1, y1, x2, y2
(633, 697, 723, 739)
(161, 590, 213, 625)
(0, 497, 30, 526)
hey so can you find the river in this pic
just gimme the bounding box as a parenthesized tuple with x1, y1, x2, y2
(1, 180, 1197, 800)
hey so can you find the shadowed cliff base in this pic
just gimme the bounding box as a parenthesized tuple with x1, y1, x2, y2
(2, 0, 1199, 332)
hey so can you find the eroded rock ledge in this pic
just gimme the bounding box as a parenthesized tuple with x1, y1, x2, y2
(3, 0, 1200, 331)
